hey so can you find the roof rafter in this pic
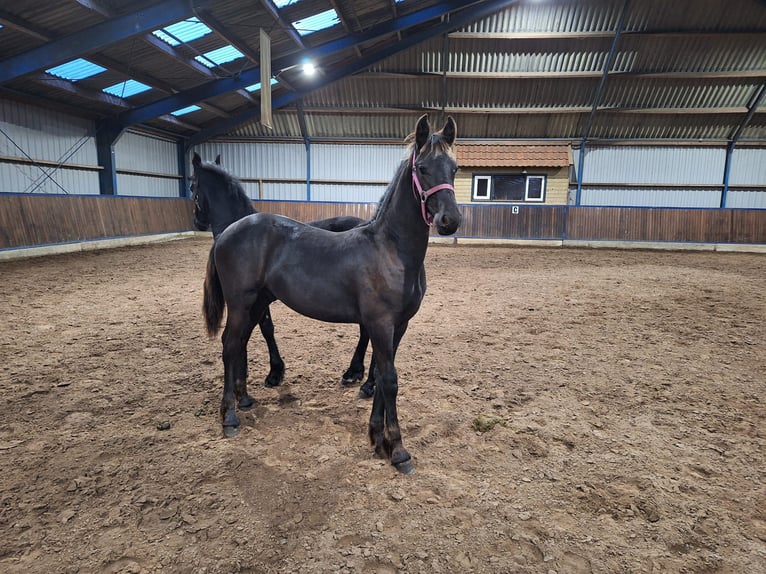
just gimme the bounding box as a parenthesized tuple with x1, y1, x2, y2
(0, 0, 197, 85)
(187, 0, 520, 147)
(259, 0, 306, 50)
(194, 8, 260, 65)
(109, 0, 489, 130)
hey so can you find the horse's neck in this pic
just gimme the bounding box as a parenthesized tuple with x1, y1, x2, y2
(210, 192, 255, 238)
(371, 165, 430, 264)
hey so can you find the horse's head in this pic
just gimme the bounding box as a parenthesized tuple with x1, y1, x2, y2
(191, 152, 256, 238)
(411, 114, 462, 235)
(191, 153, 221, 231)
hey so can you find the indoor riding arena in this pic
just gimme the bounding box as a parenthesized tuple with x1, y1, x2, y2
(1, 1, 764, 573)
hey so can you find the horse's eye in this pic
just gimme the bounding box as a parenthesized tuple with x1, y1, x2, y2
(418, 165, 428, 175)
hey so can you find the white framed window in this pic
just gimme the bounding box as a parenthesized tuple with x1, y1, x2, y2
(472, 173, 547, 203)
(525, 176, 546, 202)
(473, 175, 491, 200)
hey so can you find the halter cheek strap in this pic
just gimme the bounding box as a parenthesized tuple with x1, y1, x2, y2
(411, 151, 455, 226)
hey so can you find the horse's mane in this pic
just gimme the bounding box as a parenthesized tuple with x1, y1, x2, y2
(201, 161, 255, 214)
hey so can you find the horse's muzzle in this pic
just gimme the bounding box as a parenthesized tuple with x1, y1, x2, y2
(434, 211, 461, 235)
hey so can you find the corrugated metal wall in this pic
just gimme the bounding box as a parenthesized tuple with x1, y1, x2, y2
(114, 132, 180, 198)
(192, 141, 404, 202)
(0, 99, 100, 195)
(573, 145, 766, 208)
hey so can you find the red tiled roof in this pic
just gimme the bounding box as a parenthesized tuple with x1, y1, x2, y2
(457, 143, 572, 167)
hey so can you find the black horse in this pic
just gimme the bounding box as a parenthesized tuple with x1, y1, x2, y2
(202, 114, 461, 473)
(190, 153, 377, 396)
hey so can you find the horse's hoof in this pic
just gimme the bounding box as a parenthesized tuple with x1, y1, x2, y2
(238, 395, 255, 410)
(264, 374, 282, 387)
(342, 370, 363, 385)
(358, 384, 374, 399)
(222, 425, 240, 438)
(393, 459, 415, 475)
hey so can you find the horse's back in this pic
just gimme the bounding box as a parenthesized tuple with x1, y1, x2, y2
(214, 212, 379, 323)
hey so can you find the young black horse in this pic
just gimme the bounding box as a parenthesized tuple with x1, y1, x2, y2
(203, 115, 461, 473)
(190, 153, 377, 396)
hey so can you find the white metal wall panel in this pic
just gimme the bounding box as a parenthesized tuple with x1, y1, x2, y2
(193, 141, 307, 179)
(726, 190, 766, 208)
(262, 182, 306, 201)
(0, 162, 100, 195)
(0, 99, 96, 166)
(116, 173, 179, 198)
(581, 187, 721, 208)
(730, 148, 766, 185)
(581, 146, 726, 185)
(309, 183, 387, 203)
(310, 144, 405, 182)
(0, 99, 99, 194)
(115, 131, 178, 175)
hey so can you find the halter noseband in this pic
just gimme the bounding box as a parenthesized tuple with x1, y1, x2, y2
(411, 151, 455, 226)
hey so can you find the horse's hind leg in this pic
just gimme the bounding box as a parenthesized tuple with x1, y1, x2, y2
(258, 306, 285, 388)
(220, 301, 260, 436)
(358, 353, 376, 399)
(342, 325, 369, 385)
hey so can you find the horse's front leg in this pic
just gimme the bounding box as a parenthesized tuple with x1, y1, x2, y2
(367, 322, 413, 474)
(258, 307, 285, 388)
(342, 325, 369, 385)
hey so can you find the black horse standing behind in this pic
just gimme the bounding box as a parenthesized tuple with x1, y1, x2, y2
(190, 153, 377, 395)
(203, 115, 461, 473)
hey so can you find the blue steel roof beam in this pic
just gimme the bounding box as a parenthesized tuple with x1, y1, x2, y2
(580, 0, 631, 142)
(729, 84, 766, 145)
(0, 0, 199, 85)
(32, 72, 198, 132)
(68, 0, 245, 113)
(296, 99, 310, 146)
(186, 0, 518, 148)
(0, 9, 178, 96)
(721, 83, 766, 206)
(576, 0, 630, 206)
(111, 0, 486, 130)
(260, 0, 306, 50)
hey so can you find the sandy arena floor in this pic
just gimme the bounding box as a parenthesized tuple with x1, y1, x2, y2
(0, 237, 764, 573)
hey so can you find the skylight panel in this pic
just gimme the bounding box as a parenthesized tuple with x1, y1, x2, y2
(245, 78, 279, 92)
(292, 9, 340, 36)
(272, 0, 296, 7)
(171, 105, 201, 116)
(46, 59, 106, 81)
(195, 45, 245, 68)
(153, 17, 211, 46)
(102, 80, 152, 98)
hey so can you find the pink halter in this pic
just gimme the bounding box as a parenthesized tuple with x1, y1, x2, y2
(411, 151, 455, 226)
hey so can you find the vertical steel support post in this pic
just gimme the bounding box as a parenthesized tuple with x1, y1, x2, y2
(96, 122, 121, 195)
(177, 141, 188, 198)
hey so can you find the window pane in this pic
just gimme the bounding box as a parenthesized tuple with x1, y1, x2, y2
(526, 176, 544, 201)
(474, 177, 490, 199)
(493, 175, 525, 201)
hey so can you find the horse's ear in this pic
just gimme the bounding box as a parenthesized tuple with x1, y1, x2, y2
(415, 114, 430, 151)
(442, 116, 457, 147)
(192, 152, 202, 167)
(215, 154, 221, 165)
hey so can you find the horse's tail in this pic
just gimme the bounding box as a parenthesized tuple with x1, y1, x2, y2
(203, 245, 225, 337)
